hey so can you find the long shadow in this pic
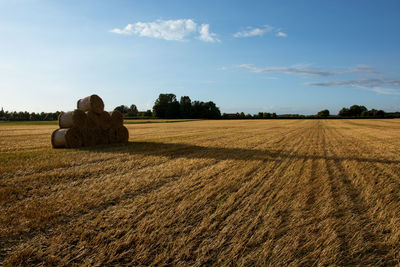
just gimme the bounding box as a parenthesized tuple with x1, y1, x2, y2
(79, 141, 400, 165)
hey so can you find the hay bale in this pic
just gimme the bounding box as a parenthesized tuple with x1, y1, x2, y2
(58, 109, 86, 129)
(86, 111, 100, 128)
(51, 128, 83, 148)
(77, 95, 104, 114)
(109, 110, 123, 128)
(98, 129, 110, 145)
(82, 128, 97, 147)
(117, 126, 129, 143)
(108, 127, 119, 144)
(99, 111, 111, 130)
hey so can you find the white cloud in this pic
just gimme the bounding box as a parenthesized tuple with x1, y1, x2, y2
(111, 19, 219, 43)
(276, 31, 288, 37)
(234, 25, 274, 38)
(198, 24, 220, 43)
(110, 19, 197, 41)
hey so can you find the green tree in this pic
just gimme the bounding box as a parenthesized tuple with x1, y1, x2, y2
(115, 105, 129, 114)
(153, 94, 180, 118)
(180, 96, 192, 118)
(317, 109, 330, 117)
(338, 108, 350, 117)
(127, 104, 138, 117)
(376, 110, 385, 117)
(349, 105, 367, 116)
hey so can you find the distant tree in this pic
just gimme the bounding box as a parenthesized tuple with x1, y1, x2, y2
(127, 104, 138, 117)
(376, 110, 385, 117)
(153, 94, 180, 118)
(317, 109, 330, 117)
(239, 112, 245, 119)
(349, 105, 367, 117)
(201, 101, 221, 119)
(180, 96, 192, 118)
(115, 105, 129, 114)
(368, 109, 377, 117)
(338, 108, 350, 117)
(263, 113, 272, 118)
(144, 110, 153, 117)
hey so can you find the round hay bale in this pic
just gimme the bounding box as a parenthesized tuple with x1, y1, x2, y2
(51, 128, 83, 148)
(82, 128, 97, 147)
(86, 111, 100, 129)
(58, 109, 86, 129)
(77, 95, 104, 114)
(98, 129, 110, 145)
(99, 111, 111, 130)
(108, 127, 119, 144)
(117, 126, 129, 143)
(109, 110, 123, 128)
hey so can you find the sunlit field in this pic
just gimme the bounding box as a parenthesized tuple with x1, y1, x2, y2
(1, 119, 400, 265)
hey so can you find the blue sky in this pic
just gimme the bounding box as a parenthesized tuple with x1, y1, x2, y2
(1, 0, 400, 114)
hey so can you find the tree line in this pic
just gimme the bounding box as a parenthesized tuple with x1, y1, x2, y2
(115, 94, 221, 119)
(0, 108, 61, 121)
(1, 100, 398, 121)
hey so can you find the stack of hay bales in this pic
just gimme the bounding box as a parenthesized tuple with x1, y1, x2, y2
(51, 95, 129, 148)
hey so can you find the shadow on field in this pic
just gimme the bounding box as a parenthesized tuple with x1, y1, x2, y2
(79, 141, 400, 165)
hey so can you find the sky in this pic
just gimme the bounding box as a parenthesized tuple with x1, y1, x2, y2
(1, 0, 400, 115)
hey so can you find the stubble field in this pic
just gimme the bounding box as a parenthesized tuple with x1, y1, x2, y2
(1, 119, 400, 266)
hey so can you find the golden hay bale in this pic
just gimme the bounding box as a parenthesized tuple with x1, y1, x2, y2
(108, 127, 119, 144)
(77, 95, 104, 114)
(81, 128, 97, 147)
(117, 126, 129, 143)
(98, 129, 110, 145)
(99, 111, 111, 130)
(51, 128, 83, 148)
(86, 111, 100, 128)
(58, 109, 87, 129)
(82, 127, 106, 146)
(109, 110, 123, 128)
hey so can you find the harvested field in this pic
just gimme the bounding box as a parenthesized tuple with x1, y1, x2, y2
(1, 119, 400, 265)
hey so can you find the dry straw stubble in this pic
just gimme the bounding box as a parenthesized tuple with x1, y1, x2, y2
(3, 119, 400, 265)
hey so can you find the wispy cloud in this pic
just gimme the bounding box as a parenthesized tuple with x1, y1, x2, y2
(304, 78, 400, 94)
(233, 25, 274, 38)
(346, 64, 379, 74)
(110, 19, 219, 42)
(238, 64, 380, 77)
(304, 78, 400, 88)
(234, 25, 287, 38)
(238, 64, 336, 77)
(198, 24, 220, 43)
(236, 63, 399, 95)
(276, 31, 288, 37)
